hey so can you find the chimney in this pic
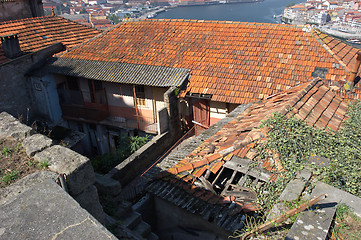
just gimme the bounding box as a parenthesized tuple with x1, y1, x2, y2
(344, 52, 361, 91)
(0, 34, 22, 59)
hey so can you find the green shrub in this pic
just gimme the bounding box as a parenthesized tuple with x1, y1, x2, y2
(91, 134, 151, 174)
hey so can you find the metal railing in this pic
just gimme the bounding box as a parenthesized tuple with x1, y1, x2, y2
(106, 114, 158, 133)
(58, 89, 109, 122)
(60, 104, 109, 122)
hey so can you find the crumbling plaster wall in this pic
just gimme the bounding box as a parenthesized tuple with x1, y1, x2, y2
(0, 112, 106, 223)
(0, 43, 65, 122)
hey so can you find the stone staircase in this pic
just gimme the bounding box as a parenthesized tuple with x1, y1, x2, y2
(116, 200, 159, 240)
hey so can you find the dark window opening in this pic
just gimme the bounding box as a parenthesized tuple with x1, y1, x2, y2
(66, 76, 79, 90)
(135, 85, 146, 106)
(88, 79, 103, 103)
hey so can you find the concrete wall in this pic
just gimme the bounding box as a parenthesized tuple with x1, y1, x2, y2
(164, 86, 181, 139)
(0, 0, 44, 22)
(157, 107, 169, 134)
(210, 101, 227, 125)
(105, 82, 155, 121)
(106, 131, 170, 186)
(209, 102, 240, 126)
(153, 87, 167, 117)
(0, 43, 65, 122)
(106, 82, 133, 108)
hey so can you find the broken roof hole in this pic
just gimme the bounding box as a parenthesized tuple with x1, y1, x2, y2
(312, 67, 329, 79)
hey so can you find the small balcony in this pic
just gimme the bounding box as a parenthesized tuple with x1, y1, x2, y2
(58, 89, 109, 123)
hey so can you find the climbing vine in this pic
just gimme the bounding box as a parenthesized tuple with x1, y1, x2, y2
(256, 101, 361, 199)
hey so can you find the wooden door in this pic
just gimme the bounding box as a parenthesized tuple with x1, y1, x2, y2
(192, 99, 210, 135)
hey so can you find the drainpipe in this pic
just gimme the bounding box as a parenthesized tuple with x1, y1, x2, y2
(344, 52, 361, 91)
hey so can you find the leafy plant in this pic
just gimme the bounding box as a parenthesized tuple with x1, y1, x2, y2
(40, 159, 50, 169)
(0, 146, 12, 157)
(332, 204, 361, 239)
(129, 135, 150, 153)
(15, 143, 22, 152)
(1, 170, 20, 185)
(27, 160, 37, 167)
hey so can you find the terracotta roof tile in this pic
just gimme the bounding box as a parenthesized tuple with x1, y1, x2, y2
(60, 20, 360, 104)
(0, 15, 101, 64)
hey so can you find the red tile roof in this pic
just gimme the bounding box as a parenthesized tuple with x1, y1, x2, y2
(60, 19, 359, 104)
(158, 78, 349, 208)
(0, 15, 101, 64)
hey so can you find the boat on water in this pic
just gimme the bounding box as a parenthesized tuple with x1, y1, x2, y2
(347, 38, 361, 44)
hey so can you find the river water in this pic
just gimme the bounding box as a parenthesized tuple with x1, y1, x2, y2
(154, 0, 298, 23)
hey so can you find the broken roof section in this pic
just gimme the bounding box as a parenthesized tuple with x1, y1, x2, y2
(0, 15, 101, 64)
(60, 19, 360, 104)
(46, 58, 189, 87)
(147, 78, 350, 232)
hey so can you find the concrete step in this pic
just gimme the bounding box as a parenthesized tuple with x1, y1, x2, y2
(267, 170, 311, 221)
(121, 212, 142, 229)
(285, 201, 337, 240)
(285, 181, 344, 240)
(133, 220, 152, 238)
(147, 232, 159, 240)
(115, 200, 133, 216)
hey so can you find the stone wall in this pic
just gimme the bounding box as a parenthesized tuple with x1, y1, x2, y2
(0, 112, 106, 223)
(0, 43, 65, 121)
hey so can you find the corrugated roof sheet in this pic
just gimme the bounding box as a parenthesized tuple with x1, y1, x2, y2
(48, 58, 189, 87)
